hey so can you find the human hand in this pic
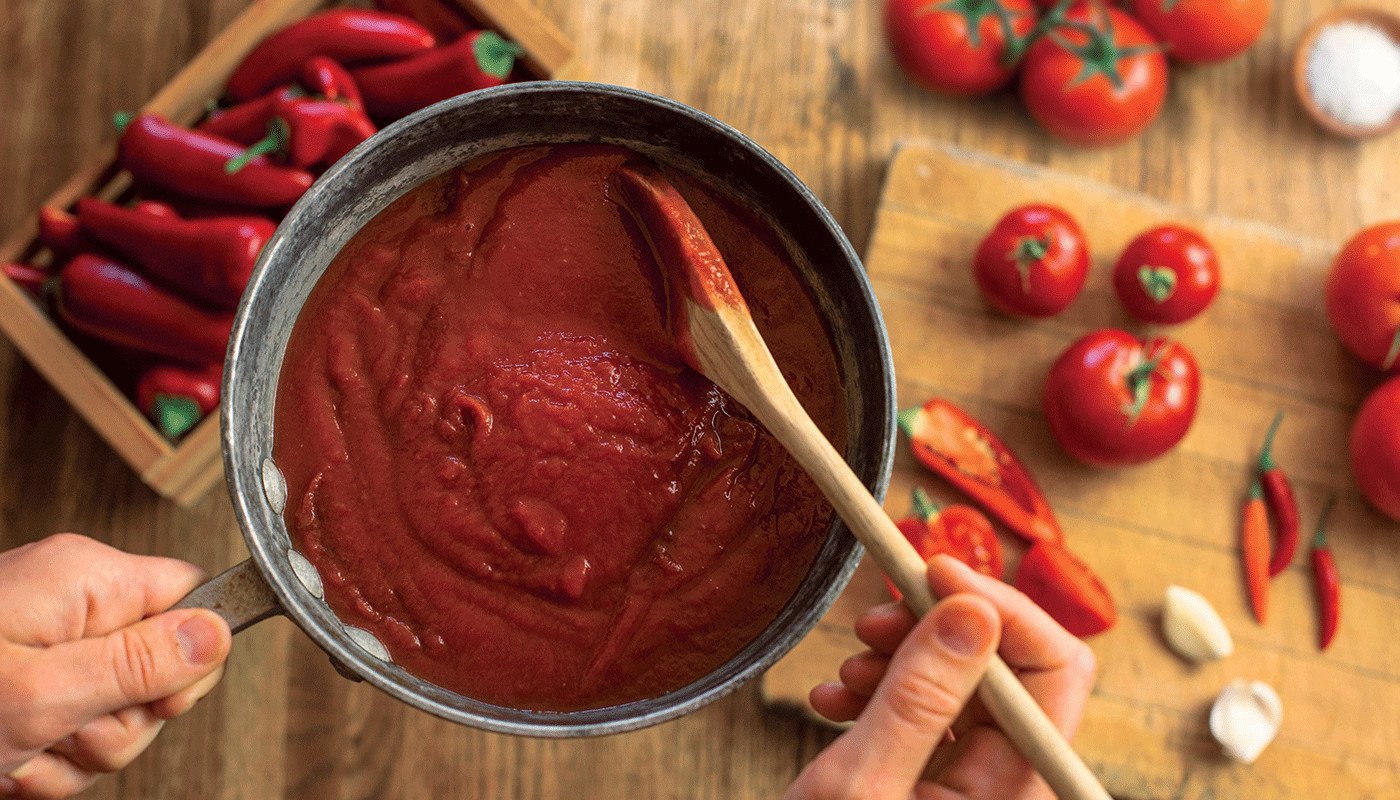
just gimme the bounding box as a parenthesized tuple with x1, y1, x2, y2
(0, 534, 232, 799)
(785, 555, 1097, 800)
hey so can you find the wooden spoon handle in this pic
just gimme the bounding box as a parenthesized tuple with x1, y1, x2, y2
(743, 362, 1111, 800)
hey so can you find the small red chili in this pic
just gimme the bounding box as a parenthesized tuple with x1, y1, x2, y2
(1256, 411, 1300, 576)
(1310, 497, 1341, 650)
(3, 263, 49, 296)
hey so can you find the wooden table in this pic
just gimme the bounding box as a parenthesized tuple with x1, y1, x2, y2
(0, 1, 1393, 797)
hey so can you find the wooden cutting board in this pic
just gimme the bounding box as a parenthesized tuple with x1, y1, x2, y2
(760, 142, 1400, 800)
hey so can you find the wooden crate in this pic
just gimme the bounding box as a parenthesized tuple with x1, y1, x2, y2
(0, 0, 583, 507)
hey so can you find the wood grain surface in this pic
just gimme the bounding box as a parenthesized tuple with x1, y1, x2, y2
(0, 0, 1396, 798)
(761, 142, 1400, 800)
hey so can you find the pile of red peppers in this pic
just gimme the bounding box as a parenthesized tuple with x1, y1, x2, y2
(3, 2, 525, 441)
(1240, 413, 1342, 650)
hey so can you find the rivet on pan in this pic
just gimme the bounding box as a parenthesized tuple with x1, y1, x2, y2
(345, 626, 391, 662)
(262, 458, 287, 515)
(286, 549, 323, 599)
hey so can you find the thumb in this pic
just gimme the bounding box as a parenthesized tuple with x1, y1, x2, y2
(38, 609, 231, 728)
(839, 594, 1000, 789)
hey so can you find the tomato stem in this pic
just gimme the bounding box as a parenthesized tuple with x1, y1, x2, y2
(1137, 265, 1177, 303)
(1383, 327, 1400, 371)
(1011, 234, 1049, 294)
(1121, 348, 1165, 424)
(912, 486, 941, 521)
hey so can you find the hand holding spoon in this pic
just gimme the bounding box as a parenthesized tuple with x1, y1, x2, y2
(611, 162, 1112, 800)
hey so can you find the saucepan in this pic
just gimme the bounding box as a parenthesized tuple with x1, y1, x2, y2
(178, 82, 896, 737)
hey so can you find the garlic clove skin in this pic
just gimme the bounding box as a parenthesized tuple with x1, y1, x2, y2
(1210, 679, 1283, 764)
(1162, 585, 1234, 664)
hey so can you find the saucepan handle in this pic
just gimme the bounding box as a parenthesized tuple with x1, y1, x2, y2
(174, 558, 283, 634)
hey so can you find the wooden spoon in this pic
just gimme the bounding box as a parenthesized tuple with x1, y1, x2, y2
(1293, 6, 1400, 139)
(610, 162, 1112, 800)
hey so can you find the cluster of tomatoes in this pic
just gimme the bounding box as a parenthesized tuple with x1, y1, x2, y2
(1326, 223, 1400, 523)
(974, 205, 1219, 465)
(884, 0, 1271, 146)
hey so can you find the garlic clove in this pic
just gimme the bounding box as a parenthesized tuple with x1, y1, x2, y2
(1210, 679, 1283, 764)
(1162, 584, 1234, 664)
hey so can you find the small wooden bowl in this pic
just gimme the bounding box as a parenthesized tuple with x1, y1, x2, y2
(1293, 6, 1400, 139)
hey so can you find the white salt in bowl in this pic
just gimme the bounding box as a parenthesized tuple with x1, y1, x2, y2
(1294, 7, 1400, 139)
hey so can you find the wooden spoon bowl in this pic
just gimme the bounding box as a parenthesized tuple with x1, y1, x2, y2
(1293, 6, 1400, 139)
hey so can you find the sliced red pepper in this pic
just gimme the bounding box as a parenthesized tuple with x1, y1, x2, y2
(885, 486, 1004, 599)
(57, 254, 232, 364)
(375, 0, 474, 41)
(116, 112, 314, 210)
(137, 363, 222, 438)
(75, 198, 273, 309)
(226, 9, 436, 101)
(899, 399, 1064, 543)
(352, 30, 523, 124)
(1014, 541, 1116, 638)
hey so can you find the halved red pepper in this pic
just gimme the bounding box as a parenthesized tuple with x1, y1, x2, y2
(1015, 541, 1117, 637)
(375, 0, 473, 41)
(899, 398, 1064, 543)
(116, 113, 314, 210)
(75, 198, 273, 309)
(226, 9, 436, 101)
(886, 486, 1004, 600)
(137, 363, 222, 438)
(351, 30, 522, 124)
(57, 254, 232, 364)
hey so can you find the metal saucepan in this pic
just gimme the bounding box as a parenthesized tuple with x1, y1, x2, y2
(178, 82, 896, 737)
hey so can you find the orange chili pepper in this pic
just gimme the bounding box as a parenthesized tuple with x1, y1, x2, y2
(1241, 479, 1270, 624)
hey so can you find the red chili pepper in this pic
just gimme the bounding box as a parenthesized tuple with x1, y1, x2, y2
(899, 398, 1064, 543)
(3, 263, 49, 296)
(199, 85, 306, 144)
(116, 112, 314, 210)
(1241, 479, 1270, 624)
(37, 206, 92, 260)
(351, 30, 523, 123)
(228, 96, 376, 173)
(75, 198, 273, 309)
(1310, 497, 1341, 650)
(300, 56, 365, 107)
(1256, 412, 1300, 576)
(885, 486, 1004, 599)
(226, 9, 436, 101)
(376, 0, 474, 41)
(137, 363, 222, 438)
(56, 254, 232, 364)
(1014, 541, 1117, 637)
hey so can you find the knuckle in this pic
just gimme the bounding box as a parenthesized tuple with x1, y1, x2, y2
(885, 665, 967, 733)
(791, 765, 881, 800)
(108, 628, 162, 702)
(36, 532, 92, 557)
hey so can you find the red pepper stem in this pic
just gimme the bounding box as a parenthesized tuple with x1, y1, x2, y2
(152, 394, 203, 438)
(1312, 496, 1336, 550)
(225, 118, 290, 175)
(911, 486, 941, 522)
(1257, 410, 1284, 471)
(113, 111, 133, 134)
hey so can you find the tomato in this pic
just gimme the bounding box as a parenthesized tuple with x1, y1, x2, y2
(1350, 377, 1400, 522)
(974, 204, 1091, 318)
(886, 487, 1004, 599)
(1325, 222, 1400, 373)
(1020, 3, 1169, 146)
(900, 398, 1064, 543)
(1044, 329, 1200, 466)
(1113, 224, 1221, 324)
(1015, 541, 1117, 637)
(1130, 0, 1270, 64)
(884, 0, 1039, 97)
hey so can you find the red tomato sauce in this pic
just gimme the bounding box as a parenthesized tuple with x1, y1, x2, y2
(273, 144, 846, 710)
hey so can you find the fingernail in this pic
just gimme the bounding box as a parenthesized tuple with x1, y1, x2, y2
(177, 612, 224, 665)
(934, 602, 996, 658)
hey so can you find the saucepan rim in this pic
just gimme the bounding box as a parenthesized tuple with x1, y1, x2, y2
(221, 81, 896, 736)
